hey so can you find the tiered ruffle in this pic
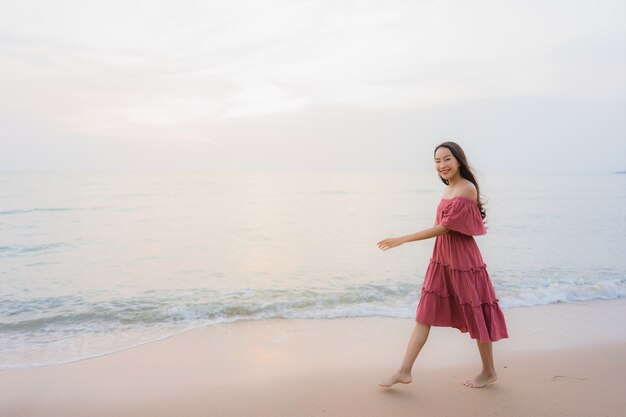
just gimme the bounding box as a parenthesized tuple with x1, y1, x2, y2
(415, 258, 508, 343)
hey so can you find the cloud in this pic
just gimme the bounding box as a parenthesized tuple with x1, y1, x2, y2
(0, 0, 624, 171)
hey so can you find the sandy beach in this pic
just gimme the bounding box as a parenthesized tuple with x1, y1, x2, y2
(1, 298, 625, 417)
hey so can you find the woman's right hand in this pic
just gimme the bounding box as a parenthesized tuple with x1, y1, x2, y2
(377, 237, 403, 251)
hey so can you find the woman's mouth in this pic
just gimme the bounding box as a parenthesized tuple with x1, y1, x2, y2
(440, 170, 450, 174)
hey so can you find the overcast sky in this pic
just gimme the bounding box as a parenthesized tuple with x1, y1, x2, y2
(1, 0, 624, 173)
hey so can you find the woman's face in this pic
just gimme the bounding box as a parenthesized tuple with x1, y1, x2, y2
(434, 147, 460, 180)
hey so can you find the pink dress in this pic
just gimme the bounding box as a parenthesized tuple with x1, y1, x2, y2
(415, 196, 508, 342)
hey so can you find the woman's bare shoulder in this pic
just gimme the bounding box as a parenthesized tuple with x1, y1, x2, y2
(457, 181, 478, 200)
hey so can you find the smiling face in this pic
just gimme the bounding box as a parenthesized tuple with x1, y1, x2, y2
(434, 146, 461, 181)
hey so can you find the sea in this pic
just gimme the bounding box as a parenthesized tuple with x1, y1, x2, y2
(1, 171, 625, 369)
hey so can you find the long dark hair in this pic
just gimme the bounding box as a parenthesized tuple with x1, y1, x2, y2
(434, 141, 487, 221)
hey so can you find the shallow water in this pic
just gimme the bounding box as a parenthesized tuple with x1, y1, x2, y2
(1, 171, 624, 368)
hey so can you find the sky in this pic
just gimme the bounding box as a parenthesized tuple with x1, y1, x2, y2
(1, 0, 624, 173)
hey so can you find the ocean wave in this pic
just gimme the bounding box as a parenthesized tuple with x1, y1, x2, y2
(0, 208, 73, 215)
(3, 277, 626, 333)
(0, 206, 109, 215)
(0, 283, 420, 332)
(494, 268, 626, 309)
(1, 278, 625, 369)
(0, 276, 626, 332)
(0, 242, 73, 256)
(0, 283, 420, 369)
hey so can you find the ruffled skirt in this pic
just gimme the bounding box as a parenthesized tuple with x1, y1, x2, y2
(415, 257, 508, 343)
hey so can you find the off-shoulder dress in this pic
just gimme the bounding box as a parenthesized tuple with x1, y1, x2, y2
(415, 196, 508, 342)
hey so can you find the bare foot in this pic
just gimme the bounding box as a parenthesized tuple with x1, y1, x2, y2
(462, 371, 497, 388)
(378, 372, 412, 388)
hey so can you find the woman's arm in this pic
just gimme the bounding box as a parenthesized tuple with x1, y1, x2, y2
(400, 224, 449, 243)
(378, 225, 449, 251)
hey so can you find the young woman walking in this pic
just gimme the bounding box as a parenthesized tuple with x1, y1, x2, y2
(377, 141, 508, 389)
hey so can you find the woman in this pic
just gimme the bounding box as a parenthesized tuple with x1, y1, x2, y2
(377, 141, 508, 389)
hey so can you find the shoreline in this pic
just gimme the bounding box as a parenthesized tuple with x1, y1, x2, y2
(1, 298, 625, 417)
(4, 296, 625, 371)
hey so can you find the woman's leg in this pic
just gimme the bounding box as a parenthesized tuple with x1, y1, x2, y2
(462, 340, 498, 388)
(379, 322, 431, 387)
